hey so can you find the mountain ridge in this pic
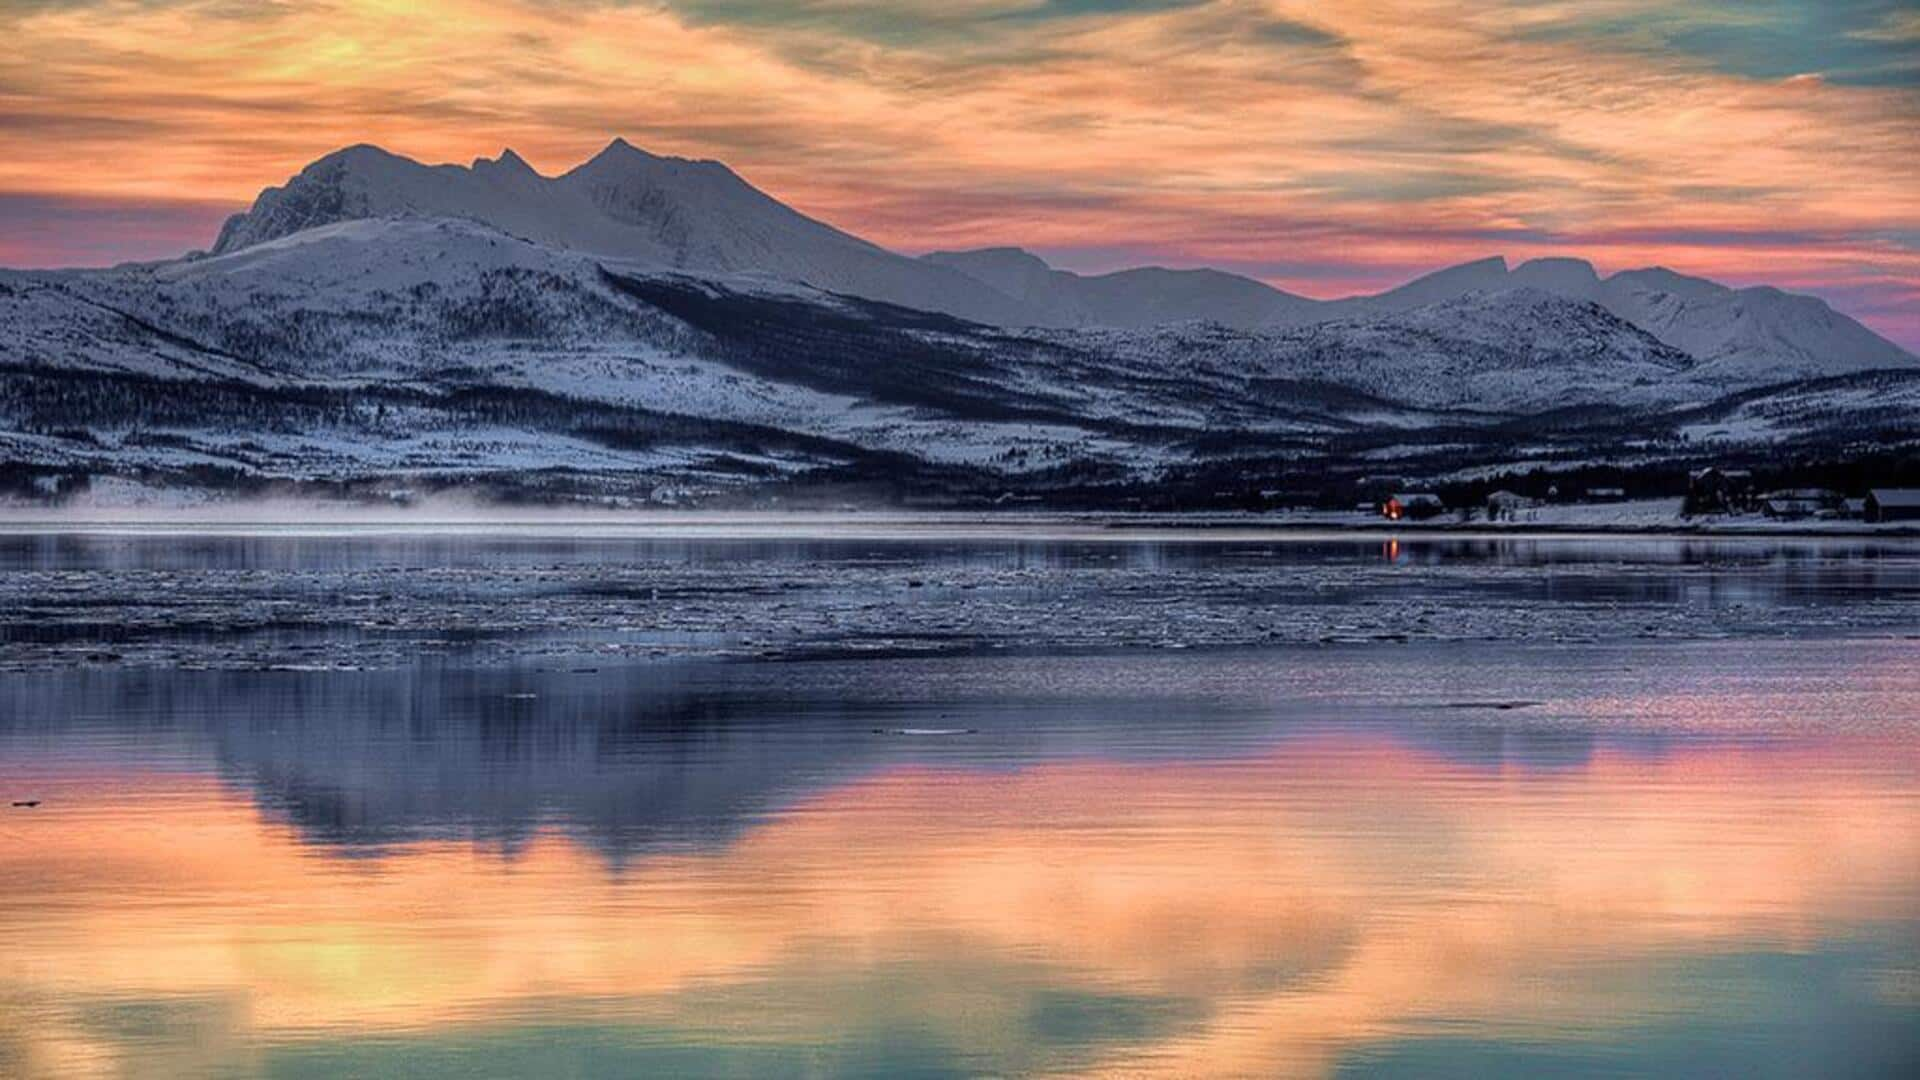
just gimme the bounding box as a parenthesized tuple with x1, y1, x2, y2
(1328, 254, 1914, 384)
(211, 139, 1042, 327)
(3, 139, 1915, 505)
(3, 212, 1915, 504)
(199, 140, 1915, 384)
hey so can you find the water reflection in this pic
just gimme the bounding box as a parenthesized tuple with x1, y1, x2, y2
(3, 643, 1916, 1077)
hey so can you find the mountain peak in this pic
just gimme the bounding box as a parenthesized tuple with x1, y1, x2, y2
(1604, 266, 1730, 304)
(925, 246, 1053, 272)
(1423, 255, 1511, 283)
(1512, 256, 1600, 297)
(307, 143, 403, 173)
(569, 137, 749, 186)
(473, 147, 539, 180)
(590, 136, 656, 164)
(1514, 256, 1597, 278)
(1363, 255, 1511, 310)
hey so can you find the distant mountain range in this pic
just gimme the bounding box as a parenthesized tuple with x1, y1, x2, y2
(1, 139, 1914, 505)
(208, 140, 1914, 381)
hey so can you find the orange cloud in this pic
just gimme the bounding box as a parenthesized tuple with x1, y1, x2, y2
(0, 1, 1913, 343)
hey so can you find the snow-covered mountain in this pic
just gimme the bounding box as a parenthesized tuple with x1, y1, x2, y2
(212, 140, 1038, 326)
(3, 139, 1915, 503)
(208, 141, 1913, 385)
(1231, 288, 1705, 414)
(1336, 256, 1914, 385)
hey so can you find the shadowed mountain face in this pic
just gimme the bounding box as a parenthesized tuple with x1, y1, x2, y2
(919, 247, 1323, 329)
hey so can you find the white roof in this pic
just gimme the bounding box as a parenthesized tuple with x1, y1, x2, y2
(1391, 492, 1443, 505)
(1870, 489, 1920, 508)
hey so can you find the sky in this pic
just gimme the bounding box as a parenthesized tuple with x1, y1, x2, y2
(0, 0, 1916, 347)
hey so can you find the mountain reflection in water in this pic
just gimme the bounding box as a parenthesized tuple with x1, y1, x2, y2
(2, 641, 1916, 1078)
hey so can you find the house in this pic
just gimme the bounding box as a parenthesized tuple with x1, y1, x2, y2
(1687, 467, 1756, 513)
(1759, 488, 1841, 519)
(1865, 489, 1920, 523)
(1762, 496, 1821, 519)
(1381, 493, 1444, 521)
(1485, 490, 1534, 521)
(1843, 498, 1867, 519)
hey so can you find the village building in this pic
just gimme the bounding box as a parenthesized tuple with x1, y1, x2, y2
(1761, 495, 1820, 519)
(1865, 489, 1920, 523)
(1686, 467, 1755, 513)
(1485, 490, 1534, 521)
(1381, 493, 1445, 521)
(1760, 488, 1842, 519)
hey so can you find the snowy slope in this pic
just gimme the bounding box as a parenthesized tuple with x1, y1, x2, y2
(83, 218, 683, 378)
(0, 271, 278, 384)
(0, 214, 1749, 493)
(1600, 279, 1914, 385)
(6, 219, 1193, 483)
(1668, 369, 1920, 448)
(1090, 288, 1709, 415)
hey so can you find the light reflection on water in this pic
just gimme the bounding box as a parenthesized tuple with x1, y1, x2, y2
(2, 642, 1916, 1078)
(1, 530, 1918, 1077)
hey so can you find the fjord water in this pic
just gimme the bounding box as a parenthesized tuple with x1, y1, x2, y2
(1, 527, 1917, 1078)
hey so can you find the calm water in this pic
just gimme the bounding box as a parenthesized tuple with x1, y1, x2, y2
(2, 527, 1917, 1078)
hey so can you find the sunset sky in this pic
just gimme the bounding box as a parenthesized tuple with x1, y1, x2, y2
(1, 0, 1916, 346)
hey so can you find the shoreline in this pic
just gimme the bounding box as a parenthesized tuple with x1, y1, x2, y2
(0, 507, 1913, 541)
